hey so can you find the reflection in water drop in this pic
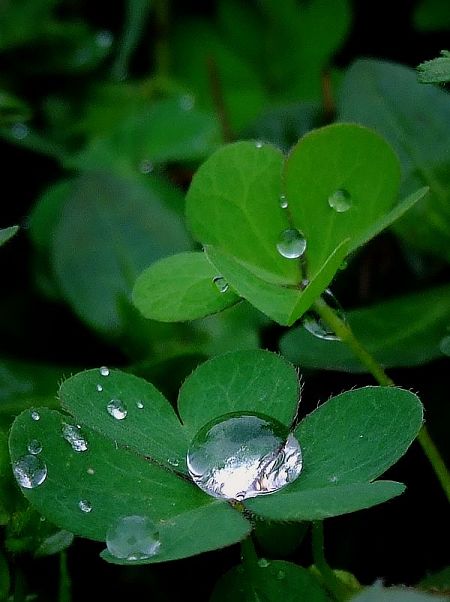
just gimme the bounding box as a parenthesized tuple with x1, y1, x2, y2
(279, 195, 288, 209)
(106, 516, 161, 560)
(28, 440, 42, 455)
(439, 335, 450, 356)
(31, 411, 40, 421)
(213, 276, 229, 293)
(100, 366, 110, 377)
(78, 500, 92, 513)
(62, 423, 88, 452)
(302, 289, 346, 340)
(328, 189, 352, 213)
(276, 229, 307, 259)
(13, 455, 47, 489)
(107, 399, 128, 420)
(186, 412, 302, 501)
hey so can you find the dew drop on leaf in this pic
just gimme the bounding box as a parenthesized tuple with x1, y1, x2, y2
(96, 384, 103, 392)
(62, 423, 88, 452)
(328, 189, 352, 213)
(255, 141, 263, 148)
(139, 159, 154, 174)
(258, 558, 270, 568)
(279, 194, 288, 209)
(439, 335, 450, 356)
(136, 401, 144, 409)
(27, 439, 42, 455)
(213, 276, 229, 293)
(107, 399, 128, 420)
(179, 94, 195, 111)
(106, 516, 161, 560)
(277, 570, 286, 580)
(99, 366, 110, 376)
(167, 458, 179, 467)
(276, 229, 307, 259)
(302, 289, 346, 340)
(87, 467, 95, 475)
(186, 412, 302, 501)
(11, 123, 29, 140)
(13, 455, 47, 489)
(78, 500, 92, 513)
(31, 411, 40, 421)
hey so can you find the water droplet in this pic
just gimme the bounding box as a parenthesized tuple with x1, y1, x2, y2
(40, 516, 46, 522)
(31, 411, 40, 421)
(78, 500, 92, 513)
(186, 412, 302, 501)
(213, 276, 229, 293)
(11, 123, 29, 140)
(439, 335, 450, 356)
(279, 194, 288, 209)
(13, 455, 47, 489)
(328, 189, 352, 213)
(96, 384, 103, 392)
(302, 289, 346, 340)
(27, 440, 42, 455)
(139, 159, 154, 174)
(276, 570, 286, 580)
(107, 399, 128, 420)
(136, 401, 144, 409)
(329, 475, 338, 483)
(62, 423, 88, 452)
(258, 558, 270, 568)
(359, 434, 364, 438)
(255, 141, 263, 148)
(276, 228, 307, 259)
(99, 366, 110, 377)
(179, 94, 194, 111)
(95, 30, 113, 48)
(106, 516, 161, 560)
(87, 467, 95, 475)
(168, 458, 179, 467)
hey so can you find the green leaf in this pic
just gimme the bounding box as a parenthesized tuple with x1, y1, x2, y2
(35, 530, 74, 557)
(186, 141, 299, 285)
(418, 51, 450, 84)
(352, 583, 448, 601)
(111, 0, 152, 81)
(0, 226, 18, 247)
(8, 408, 250, 563)
(206, 240, 349, 326)
(420, 567, 450, 594)
(284, 123, 401, 275)
(338, 59, 450, 263)
(59, 368, 189, 471)
(132, 252, 240, 322)
(247, 386, 422, 520)
(51, 171, 191, 334)
(210, 560, 330, 602)
(280, 284, 450, 372)
(177, 350, 301, 439)
(28, 180, 73, 251)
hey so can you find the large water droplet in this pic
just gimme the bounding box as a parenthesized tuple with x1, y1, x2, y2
(186, 412, 302, 501)
(328, 189, 352, 213)
(13, 455, 47, 489)
(213, 276, 229, 293)
(107, 399, 128, 420)
(439, 335, 450, 356)
(62, 423, 88, 452)
(78, 500, 92, 513)
(106, 516, 161, 560)
(302, 289, 346, 340)
(27, 440, 42, 455)
(276, 229, 307, 259)
(279, 195, 288, 209)
(31, 410, 40, 421)
(99, 366, 110, 377)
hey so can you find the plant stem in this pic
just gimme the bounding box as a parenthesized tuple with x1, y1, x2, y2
(240, 534, 259, 573)
(313, 296, 450, 503)
(311, 522, 349, 601)
(59, 551, 71, 602)
(154, 0, 170, 78)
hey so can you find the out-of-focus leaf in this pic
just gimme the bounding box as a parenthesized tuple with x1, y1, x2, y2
(0, 226, 19, 248)
(417, 51, 450, 84)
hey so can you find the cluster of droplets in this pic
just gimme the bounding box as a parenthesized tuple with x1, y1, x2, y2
(186, 412, 302, 501)
(106, 515, 161, 561)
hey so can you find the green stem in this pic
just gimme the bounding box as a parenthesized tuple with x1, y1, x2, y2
(313, 297, 450, 503)
(59, 551, 71, 602)
(154, 0, 170, 78)
(311, 522, 349, 601)
(240, 535, 259, 573)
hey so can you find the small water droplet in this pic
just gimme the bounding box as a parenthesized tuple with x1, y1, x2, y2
(186, 412, 302, 501)
(106, 516, 161, 560)
(95, 30, 113, 48)
(11, 123, 29, 140)
(302, 289, 346, 340)
(107, 399, 128, 420)
(139, 159, 154, 174)
(328, 189, 352, 213)
(213, 276, 229, 293)
(276, 228, 307, 259)
(439, 335, 450, 356)
(359, 434, 364, 438)
(78, 500, 92, 513)
(27, 440, 42, 455)
(31, 411, 40, 421)
(87, 467, 95, 475)
(136, 401, 144, 409)
(255, 141, 263, 148)
(96, 384, 103, 392)
(99, 366, 110, 377)
(277, 570, 286, 580)
(329, 475, 338, 483)
(179, 94, 194, 111)
(62, 423, 88, 452)
(279, 194, 288, 209)
(13, 455, 47, 489)
(258, 558, 270, 568)
(40, 516, 46, 522)
(168, 458, 179, 467)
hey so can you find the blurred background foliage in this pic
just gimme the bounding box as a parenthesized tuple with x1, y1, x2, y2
(0, 0, 449, 600)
